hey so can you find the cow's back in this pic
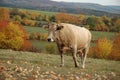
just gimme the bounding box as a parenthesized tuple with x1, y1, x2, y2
(60, 23, 91, 48)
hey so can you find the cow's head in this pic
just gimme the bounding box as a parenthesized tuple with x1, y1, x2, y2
(43, 22, 64, 42)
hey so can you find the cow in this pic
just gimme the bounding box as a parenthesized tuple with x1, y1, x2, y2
(43, 22, 92, 68)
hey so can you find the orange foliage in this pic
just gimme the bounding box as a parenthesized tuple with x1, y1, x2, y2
(0, 8, 10, 21)
(19, 24, 32, 51)
(0, 22, 23, 50)
(90, 37, 112, 59)
(55, 13, 79, 25)
(0, 8, 10, 30)
(29, 32, 41, 40)
(0, 21, 9, 31)
(109, 33, 120, 60)
(41, 33, 48, 41)
(21, 39, 31, 51)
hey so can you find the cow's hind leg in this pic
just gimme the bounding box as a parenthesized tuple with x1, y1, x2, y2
(72, 46, 79, 67)
(82, 47, 89, 69)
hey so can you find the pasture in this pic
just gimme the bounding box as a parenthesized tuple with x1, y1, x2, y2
(0, 49, 120, 80)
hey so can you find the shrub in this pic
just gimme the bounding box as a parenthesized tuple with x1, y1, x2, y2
(0, 22, 23, 50)
(35, 32, 41, 40)
(45, 44, 56, 54)
(29, 33, 36, 40)
(109, 33, 120, 60)
(19, 25, 32, 51)
(29, 46, 41, 53)
(21, 39, 31, 51)
(41, 33, 48, 41)
(29, 32, 41, 40)
(89, 37, 112, 59)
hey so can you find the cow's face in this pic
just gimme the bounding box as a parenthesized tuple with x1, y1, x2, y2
(43, 22, 63, 42)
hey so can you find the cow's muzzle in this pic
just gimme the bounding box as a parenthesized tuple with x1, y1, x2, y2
(47, 38, 54, 42)
(47, 38, 51, 42)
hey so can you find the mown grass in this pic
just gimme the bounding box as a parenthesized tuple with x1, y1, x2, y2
(91, 31, 116, 40)
(0, 49, 120, 79)
(23, 26, 47, 34)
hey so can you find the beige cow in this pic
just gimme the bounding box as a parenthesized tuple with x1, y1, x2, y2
(43, 22, 92, 68)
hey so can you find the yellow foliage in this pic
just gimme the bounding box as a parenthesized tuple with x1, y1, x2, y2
(91, 37, 113, 59)
(41, 33, 48, 41)
(0, 22, 23, 50)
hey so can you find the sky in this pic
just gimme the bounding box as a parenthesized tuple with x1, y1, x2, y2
(51, 0, 120, 6)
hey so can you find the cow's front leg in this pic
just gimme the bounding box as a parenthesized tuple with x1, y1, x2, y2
(72, 46, 79, 67)
(60, 52, 64, 67)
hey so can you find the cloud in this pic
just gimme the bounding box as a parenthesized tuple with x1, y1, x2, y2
(51, 0, 120, 6)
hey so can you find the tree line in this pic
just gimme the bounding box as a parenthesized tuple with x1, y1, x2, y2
(9, 8, 120, 32)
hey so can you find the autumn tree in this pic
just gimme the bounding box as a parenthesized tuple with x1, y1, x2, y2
(55, 13, 79, 25)
(78, 14, 86, 25)
(0, 8, 10, 21)
(109, 33, 120, 60)
(0, 22, 24, 50)
(90, 37, 112, 59)
(0, 7, 31, 51)
(12, 15, 22, 24)
(112, 19, 120, 32)
(86, 15, 96, 30)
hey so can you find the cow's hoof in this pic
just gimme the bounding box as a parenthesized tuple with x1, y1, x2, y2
(60, 64, 64, 67)
(82, 66, 85, 69)
(75, 65, 79, 68)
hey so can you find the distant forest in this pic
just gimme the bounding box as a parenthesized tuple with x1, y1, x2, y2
(0, 0, 120, 17)
(3, 8, 119, 32)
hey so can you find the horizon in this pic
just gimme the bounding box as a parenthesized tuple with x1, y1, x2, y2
(51, 0, 120, 6)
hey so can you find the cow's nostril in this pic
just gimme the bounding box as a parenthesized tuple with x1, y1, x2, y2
(47, 38, 51, 42)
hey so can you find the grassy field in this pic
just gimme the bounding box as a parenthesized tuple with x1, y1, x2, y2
(0, 49, 120, 80)
(30, 40, 56, 52)
(91, 31, 116, 40)
(23, 26, 47, 34)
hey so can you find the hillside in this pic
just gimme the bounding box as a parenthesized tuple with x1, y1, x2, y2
(0, 49, 120, 80)
(0, 0, 120, 17)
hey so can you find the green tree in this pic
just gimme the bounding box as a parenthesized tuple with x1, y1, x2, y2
(86, 16, 96, 30)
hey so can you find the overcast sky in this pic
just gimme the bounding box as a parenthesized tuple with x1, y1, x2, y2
(51, 0, 120, 6)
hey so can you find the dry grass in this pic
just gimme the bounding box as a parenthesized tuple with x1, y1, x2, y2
(0, 49, 120, 80)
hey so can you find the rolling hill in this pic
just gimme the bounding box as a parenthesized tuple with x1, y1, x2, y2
(0, 0, 120, 17)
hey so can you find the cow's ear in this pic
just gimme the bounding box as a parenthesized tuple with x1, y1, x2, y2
(42, 25, 49, 29)
(56, 25, 64, 30)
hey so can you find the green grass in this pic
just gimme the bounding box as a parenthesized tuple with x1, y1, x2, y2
(30, 40, 56, 51)
(0, 49, 120, 80)
(91, 31, 116, 40)
(23, 26, 47, 34)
